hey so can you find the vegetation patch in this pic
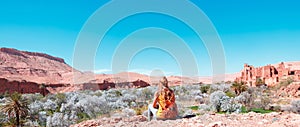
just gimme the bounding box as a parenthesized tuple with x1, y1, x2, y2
(188, 106, 199, 111)
(250, 108, 273, 114)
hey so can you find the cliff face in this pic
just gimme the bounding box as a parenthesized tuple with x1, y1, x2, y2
(0, 48, 74, 84)
(0, 48, 153, 94)
(0, 78, 50, 95)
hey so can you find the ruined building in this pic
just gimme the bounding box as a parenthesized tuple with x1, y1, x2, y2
(236, 62, 300, 87)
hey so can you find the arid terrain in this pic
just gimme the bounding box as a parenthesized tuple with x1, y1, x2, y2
(71, 112, 300, 127)
(0, 48, 300, 127)
(0, 48, 239, 94)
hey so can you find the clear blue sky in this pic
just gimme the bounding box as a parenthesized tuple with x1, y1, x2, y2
(1, 0, 300, 76)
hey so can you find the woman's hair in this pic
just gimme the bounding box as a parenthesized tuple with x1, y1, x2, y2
(157, 77, 175, 109)
(158, 76, 169, 91)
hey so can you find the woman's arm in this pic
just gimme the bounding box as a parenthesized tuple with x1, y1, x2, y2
(152, 92, 159, 108)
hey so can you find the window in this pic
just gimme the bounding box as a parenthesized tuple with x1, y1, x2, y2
(289, 71, 295, 75)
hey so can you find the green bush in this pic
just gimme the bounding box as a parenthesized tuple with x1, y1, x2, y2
(250, 108, 273, 114)
(188, 106, 199, 111)
(225, 91, 236, 98)
(200, 85, 210, 94)
(77, 112, 90, 123)
(241, 106, 248, 113)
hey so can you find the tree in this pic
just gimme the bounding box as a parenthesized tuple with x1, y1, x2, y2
(231, 81, 248, 95)
(1, 92, 29, 126)
(39, 83, 47, 96)
(255, 78, 265, 87)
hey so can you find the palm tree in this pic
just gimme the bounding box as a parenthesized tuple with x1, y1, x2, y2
(231, 81, 248, 95)
(255, 78, 265, 87)
(1, 92, 29, 126)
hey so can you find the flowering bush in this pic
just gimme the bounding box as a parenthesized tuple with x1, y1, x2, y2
(209, 84, 231, 93)
(1, 84, 247, 126)
(210, 91, 241, 113)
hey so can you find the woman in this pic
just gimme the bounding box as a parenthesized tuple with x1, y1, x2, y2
(148, 77, 178, 121)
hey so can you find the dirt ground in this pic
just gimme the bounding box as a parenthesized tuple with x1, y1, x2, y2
(71, 112, 300, 127)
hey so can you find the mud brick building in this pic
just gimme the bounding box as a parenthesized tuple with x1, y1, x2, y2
(236, 62, 300, 87)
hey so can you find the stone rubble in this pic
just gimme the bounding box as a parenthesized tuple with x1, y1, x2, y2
(71, 112, 300, 127)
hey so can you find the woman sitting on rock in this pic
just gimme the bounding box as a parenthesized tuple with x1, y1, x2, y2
(148, 77, 179, 121)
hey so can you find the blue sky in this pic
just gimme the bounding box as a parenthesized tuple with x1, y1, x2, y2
(1, 0, 300, 76)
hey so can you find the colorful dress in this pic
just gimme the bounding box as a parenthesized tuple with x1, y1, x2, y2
(156, 88, 178, 119)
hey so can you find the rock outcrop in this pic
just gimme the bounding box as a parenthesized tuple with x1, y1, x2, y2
(277, 82, 300, 97)
(0, 47, 74, 84)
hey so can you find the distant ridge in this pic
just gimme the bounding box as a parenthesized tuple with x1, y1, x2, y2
(0, 48, 65, 63)
(0, 47, 73, 84)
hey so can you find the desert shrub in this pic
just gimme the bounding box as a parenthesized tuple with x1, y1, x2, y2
(133, 105, 148, 115)
(92, 90, 103, 97)
(219, 96, 242, 113)
(55, 93, 66, 105)
(24, 120, 40, 127)
(191, 89, 202, 96)
(40, 92, 110, 126)
(76, 112, 90, 123)
(46, 112, 71, 127)
(121, 108, 136, 117)
(23, 93, 44, 103)
(113, 108, 136, 117)
(210, 91, 226, 112)
(252, 96, 271, 110)
(194, 95, 204, 104)
(234, 91, 252, 106)
(43, 99, 58, 111)
(174, 86, 188, 95)
(182, 109, 195, 117)
(226, 91, 236, 98)
(0, 110, 7, 126)
(209, 84, 230, 94)
(198, 104, 210, 111)
(210, 91, 241, 113)
(291, 100, 300, 114)
(119, 93, 137, 108)
(200, 85, 210, 94)
(140, 87, 155, 100)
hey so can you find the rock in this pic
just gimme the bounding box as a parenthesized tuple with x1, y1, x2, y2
(208, 121, 223, 127)
(0, 48, 73, 84)
(278, 82, 300, 97)
(71, 113, 300, 127)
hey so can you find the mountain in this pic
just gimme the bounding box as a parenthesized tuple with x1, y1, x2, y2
(4, 48, 300, 88)
(0, 48, 77, 84)
(0, 47, 239, 86)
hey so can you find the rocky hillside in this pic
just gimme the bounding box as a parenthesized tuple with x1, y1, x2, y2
(0, 48, 75, 84)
